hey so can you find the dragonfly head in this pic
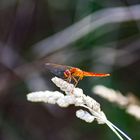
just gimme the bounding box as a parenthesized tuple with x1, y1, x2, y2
(64, 69, 71, 78)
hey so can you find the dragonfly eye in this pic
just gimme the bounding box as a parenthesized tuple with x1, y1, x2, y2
(64, 70, 71, 77)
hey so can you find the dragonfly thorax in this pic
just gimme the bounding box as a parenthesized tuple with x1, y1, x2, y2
(69, 68, 84, 80)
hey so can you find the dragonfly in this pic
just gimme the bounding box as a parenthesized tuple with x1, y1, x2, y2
(45, 63, 110, 86)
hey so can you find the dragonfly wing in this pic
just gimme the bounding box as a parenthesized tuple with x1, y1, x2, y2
(45, 63, 72, 78)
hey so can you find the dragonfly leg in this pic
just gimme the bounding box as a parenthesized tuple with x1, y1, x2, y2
(67, 76, 71, 83)
(72, 76, 81, 87)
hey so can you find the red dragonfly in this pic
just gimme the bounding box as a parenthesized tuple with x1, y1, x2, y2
(45, 63, 110, 86)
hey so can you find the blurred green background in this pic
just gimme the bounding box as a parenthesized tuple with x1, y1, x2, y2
(0, 0, 140, 140)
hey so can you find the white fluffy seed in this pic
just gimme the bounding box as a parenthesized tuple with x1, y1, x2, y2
(76, 109, 95, 123)
(57, 97, 69, 107)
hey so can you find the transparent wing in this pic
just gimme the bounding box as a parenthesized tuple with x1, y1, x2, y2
(45, 63, 72, 78)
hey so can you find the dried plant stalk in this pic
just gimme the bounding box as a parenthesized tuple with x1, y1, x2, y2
(93, 85, 140, 120)
(27, 77, 132, 140)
